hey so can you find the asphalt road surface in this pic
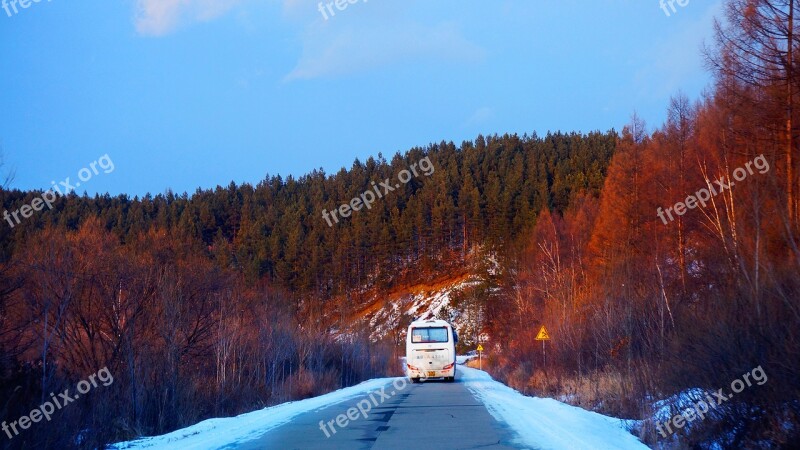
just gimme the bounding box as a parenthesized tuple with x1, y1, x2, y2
(233, 371, 521, 450)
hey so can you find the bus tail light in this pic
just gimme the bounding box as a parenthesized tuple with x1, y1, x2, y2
(407, 364, 420, 371)
(443, 362, 455, 370)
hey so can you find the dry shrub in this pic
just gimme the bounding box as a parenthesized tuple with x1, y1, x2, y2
(288, 370, 317, 400)
(488, 355, 643, 421)
(554, 370, 639, 418)
(312, 370, 341, 397)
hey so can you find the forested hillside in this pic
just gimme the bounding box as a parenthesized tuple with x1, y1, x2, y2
(1, 132, 614, 296)
(0, 132, 616, 448)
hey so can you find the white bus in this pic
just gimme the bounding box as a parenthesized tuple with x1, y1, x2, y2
(405, 319, 457, 383)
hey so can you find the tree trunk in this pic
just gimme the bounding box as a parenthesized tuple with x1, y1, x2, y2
(789, 0, 795, 228)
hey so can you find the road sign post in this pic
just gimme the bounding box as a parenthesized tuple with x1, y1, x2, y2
(476, 344, 484, 370)
(535, 326, 550, 369)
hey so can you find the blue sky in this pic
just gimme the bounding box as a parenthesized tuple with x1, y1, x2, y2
(1, 0, 722, 197)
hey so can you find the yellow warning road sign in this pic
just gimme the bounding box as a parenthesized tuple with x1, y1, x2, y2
(477, 344, 484, 352)
(535, 326, 550, 340)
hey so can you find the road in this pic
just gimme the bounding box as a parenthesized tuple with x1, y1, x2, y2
(234, 371, 520, 450)
(111, 365, 648, 450)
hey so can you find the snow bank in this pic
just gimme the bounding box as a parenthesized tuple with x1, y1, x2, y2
(460, 366, 648, 450)
(110, 377, 399, 450)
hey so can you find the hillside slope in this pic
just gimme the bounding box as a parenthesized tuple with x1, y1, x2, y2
(339, 249, 500, 347)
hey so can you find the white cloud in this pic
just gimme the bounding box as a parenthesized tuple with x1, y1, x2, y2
(132, 0, 484, 78)
(134, 0, 244, 36)
(285, 21, 484, 80)
(465, 107, 494, 127)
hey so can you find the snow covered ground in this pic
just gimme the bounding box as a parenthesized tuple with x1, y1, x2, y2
(109, 377, 400, 450)
(366, 277, 483, 340)
(112, 364, 647, 450)
(459, 365, 647, 450)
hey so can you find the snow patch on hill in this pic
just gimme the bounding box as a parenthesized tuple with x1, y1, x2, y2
(365, 277, 483, 341)
(361, 249, 501, 343)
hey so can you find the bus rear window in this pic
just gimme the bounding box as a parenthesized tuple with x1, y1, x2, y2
(411, 327, 449, 343)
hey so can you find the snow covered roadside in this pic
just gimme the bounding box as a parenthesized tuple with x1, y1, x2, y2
(109, 377, 400, 450)
(111, 364, 649, 450)
(456, 353, 478, 364)
(459, 366, 648, 450)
